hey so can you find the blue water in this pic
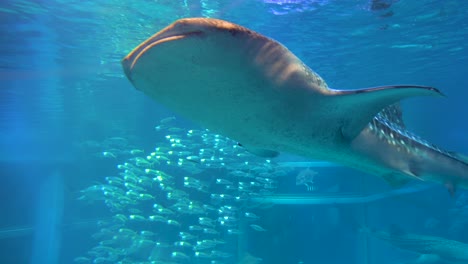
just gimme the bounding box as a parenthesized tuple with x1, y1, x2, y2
(1, 0, 468, 263)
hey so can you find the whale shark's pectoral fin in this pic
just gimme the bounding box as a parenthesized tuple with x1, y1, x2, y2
(333, 85, 443, 140)
(414, 254, 442, 264)
(239, 143, 280, 158)
(382, 173, 413, 188)
(248, 148, 279, 158)
(382, 160, 424, 187)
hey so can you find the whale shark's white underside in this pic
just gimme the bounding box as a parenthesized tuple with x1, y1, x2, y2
(122, 18, 468, 193)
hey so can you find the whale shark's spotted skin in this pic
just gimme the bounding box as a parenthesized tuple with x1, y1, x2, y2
(370, 105, 454, 159)
(353, 103, 468, 192)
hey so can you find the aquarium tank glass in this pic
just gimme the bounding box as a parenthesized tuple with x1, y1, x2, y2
(1, 1, 468, 264)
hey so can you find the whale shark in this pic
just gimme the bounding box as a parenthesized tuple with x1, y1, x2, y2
(122, 18, 468, 193)
(364, 227, 468, 264)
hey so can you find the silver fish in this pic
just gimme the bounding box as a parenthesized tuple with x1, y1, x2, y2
(250, 224, 267, 232)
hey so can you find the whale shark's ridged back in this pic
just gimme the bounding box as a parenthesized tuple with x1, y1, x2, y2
(371, 104, 468, 167)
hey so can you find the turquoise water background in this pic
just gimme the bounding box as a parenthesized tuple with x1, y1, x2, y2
(1, 0, 468, 263)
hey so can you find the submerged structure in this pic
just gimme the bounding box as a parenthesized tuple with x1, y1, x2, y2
(365, 227, 468, 264)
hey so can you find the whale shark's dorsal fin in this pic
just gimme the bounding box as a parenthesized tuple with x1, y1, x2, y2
(334, 85, 443, 140)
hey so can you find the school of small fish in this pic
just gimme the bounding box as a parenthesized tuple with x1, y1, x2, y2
(75, 117, 294, 264)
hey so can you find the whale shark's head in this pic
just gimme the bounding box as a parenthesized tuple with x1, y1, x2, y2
(122, 18, 264, 85)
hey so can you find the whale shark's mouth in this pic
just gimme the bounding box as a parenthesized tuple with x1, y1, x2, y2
(122, 30, 203, 82)
(122, 18, 248, 83)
